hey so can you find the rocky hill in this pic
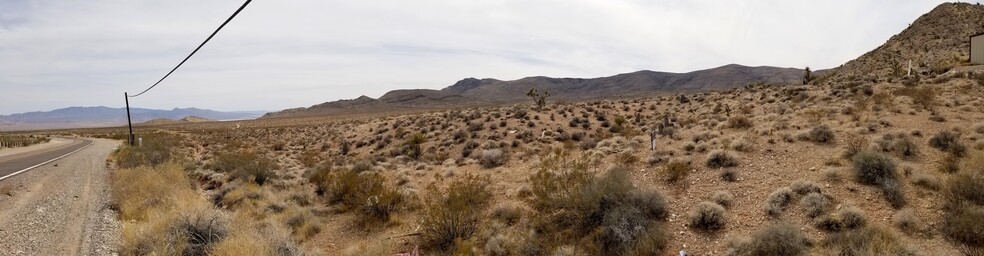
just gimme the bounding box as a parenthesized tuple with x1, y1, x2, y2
(824, 2, 984, 82)
(264, 64, 807, 118)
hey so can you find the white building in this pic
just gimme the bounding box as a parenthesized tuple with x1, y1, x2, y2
(973, 32, 984, 65)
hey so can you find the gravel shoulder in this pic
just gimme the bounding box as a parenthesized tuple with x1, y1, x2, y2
(0, 138, 121, 256)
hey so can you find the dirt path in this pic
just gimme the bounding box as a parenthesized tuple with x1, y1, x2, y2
(0, 138, 120, 256)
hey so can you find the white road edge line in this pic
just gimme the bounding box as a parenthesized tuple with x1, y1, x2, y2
(0, 139, 93, 182)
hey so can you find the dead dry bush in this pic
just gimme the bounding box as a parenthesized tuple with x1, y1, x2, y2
(419, 174, 492, 251)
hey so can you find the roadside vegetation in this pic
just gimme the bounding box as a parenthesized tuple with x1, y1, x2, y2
(0, 134, 50, 148)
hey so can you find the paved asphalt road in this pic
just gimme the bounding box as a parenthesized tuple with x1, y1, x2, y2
(0, 137, 92, 180)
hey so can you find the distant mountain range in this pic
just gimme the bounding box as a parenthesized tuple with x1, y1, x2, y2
(0, 107, 264, 131)
(263, 64, 812, 118)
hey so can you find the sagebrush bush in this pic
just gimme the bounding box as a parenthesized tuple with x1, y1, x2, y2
(113, 133, 178, 168)
(712, 191, 734, 209)
(420, 174, 492, 251)
(765, 187, 794, 216)
(838, 206, 867, 230)
(790, 180, 821, 195)
(853, 148, 906, 208)
(799, 124, 835, 144)
(479, 149, 507, 168)
(819, 224, 911, 255)
(527, 151, 668, 254)
(213, 150, 279, 185)
(706, 150, 738, 168)
(720, 168, 738, 182)
(727, 115, 753, 129)
(316, 169, 403, 227)
(689, 201, 726, 231)
(929, 130, 965, 156)
(942, 202, 984, 247)
(662, 160, 690, 183)
(800, 192, 830, 218)
(892, 209, 921, 235)
(852, 150, 897, 185)
(727, 222, 810, 256)
(880, 180, 906, 208)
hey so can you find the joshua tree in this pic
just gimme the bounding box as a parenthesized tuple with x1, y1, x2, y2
(803, 66, 813, 85)
(527, 88, 549, 111)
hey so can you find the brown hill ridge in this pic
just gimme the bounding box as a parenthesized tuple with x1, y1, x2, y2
(263, 64, 807, 118)
(825, 2, 984, 82)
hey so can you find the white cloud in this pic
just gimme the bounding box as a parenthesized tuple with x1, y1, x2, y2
(0, 0, 949, 114)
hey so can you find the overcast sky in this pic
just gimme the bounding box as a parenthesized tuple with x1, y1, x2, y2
(0, 0, 952, 115)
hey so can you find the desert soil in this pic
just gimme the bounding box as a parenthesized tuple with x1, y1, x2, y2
(0, 138, 120, 256)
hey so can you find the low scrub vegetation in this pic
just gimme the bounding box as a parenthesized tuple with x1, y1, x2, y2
(419, 174, 492, 251)
(941, 151, 984, 249)
(706, 150, 739, 168)
(0, 134, 49, 148)
(727, 222, 811, 256)
(852, 150, 906, 208)
(526, 150, 669, 255)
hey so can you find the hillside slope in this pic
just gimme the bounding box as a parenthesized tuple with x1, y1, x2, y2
(264, 64, 806, 118)
(825, 2, 984, 82)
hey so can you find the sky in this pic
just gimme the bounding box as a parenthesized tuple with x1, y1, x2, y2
(0, 0, 954, 115)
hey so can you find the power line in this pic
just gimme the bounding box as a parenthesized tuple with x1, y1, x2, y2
(128, 0, 252, 97)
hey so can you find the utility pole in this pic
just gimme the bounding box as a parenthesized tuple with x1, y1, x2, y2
(125, 92, 134, 146)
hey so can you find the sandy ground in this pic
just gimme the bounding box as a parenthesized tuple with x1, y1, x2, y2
(0, 138, 121, 256)
(0, 137, 71, 158)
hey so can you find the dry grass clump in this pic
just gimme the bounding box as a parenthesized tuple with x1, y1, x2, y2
(689, 201, 726, 231)
(479, 148, 508, 168)
(852, 150, 906, 208)
(706, 150, 738, 168)
(910, 173, 940, 190)
(114, 163, 304, 255)
(419, 174, 492, 251)
(526, 151, 669, 254)
(726, 222, 811, 256)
